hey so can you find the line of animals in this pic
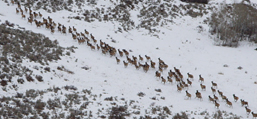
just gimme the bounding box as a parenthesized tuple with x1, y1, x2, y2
(11, 0, 256, 118)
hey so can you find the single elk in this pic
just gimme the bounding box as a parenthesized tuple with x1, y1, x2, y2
(21, 13, 26, 19)
(240, 99, 248, 107)
(155, 71, 161, 78)
(195, 90, 203, 101)
(211, 87, 216, 94)
(161, 77, 166, 84)
(199, 75, 204, 82)
(145, 55, 150, 60)
(139, 55, 143, 61)
(253, 112, 257, 118)
(33, 12, 38, 18)
(211, 81, 217, 88)
(16, 8, 19, 14)
(158, 58, 164, 64)
(245, 107, 251, 115)
(115, 57, 120, 64)
(118, 49, 123, 57)
(123, 61, 128, 68)
(213, 94, 218, 101)
(217, 90, 223, 96)
(233, 94, 239, 102)
(187, 73, 194, 79)
(84, 29, 89, 35)
(159, 66, 163, 73)
(214, 101, 220, 109)
(225, 98, 233, 108)
(187, 79, 192, 86)
(177, 85, 182, 92)
(39, 12, 42, 18)
(200, 84, 206, 91)
(167, 76, 173, 84)
(150, 60, 156, 69)
(123, 49, 129, 56)
(73, 26, 77, 32)
(185, 91, 191, 99)
(209, 95, 215, 103)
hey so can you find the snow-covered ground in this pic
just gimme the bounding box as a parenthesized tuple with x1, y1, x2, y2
(0, 0, 257, 118)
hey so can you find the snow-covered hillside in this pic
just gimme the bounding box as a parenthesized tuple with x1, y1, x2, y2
(0, 0, 257, 118)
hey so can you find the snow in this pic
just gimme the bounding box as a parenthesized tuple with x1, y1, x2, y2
(0, 0, 257, 118)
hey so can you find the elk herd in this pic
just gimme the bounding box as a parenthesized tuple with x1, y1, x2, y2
(10, 0, 256, 118)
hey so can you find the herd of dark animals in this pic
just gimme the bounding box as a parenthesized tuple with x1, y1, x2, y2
(9, 0, 257, 118)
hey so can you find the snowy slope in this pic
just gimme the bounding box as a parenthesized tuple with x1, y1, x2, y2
(0, 0, 257, 118)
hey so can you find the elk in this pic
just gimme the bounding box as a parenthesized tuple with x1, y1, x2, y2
(209, 95, 215, 103)
(187, 73, 194, 79)
(123, 49, 129, 56)
(58, 26, 62, 32)
(213, 94, 218, 101)
(33, 12, 38, 18)
(84, 29, 89, 35)
(51, 29, 55, 34)
(200, 84, 206, 91)
(77, 38, 85, 44)
(174, 67, 180, 74)
(24, 6, 28, 13)
(187, 79, 192, 86)
(73, 26, 77, 32)
(96, 44, 100, 50)
(69, 26, 73, 33)
(145, 55, 150, 60)
(221, 95, 227, 101)
(158, 58, 164, 64)
(185, 91, 191, 99)
(232, 94, 239, 102)
(90, 45, 95, 50)
(72, 33, 77, 40)
(150, 60, 156, 69)
(135, 63, 140, 70)
(225, 99, 233, 108)
(139, 55, 143, 61)
(168, 70, 173, 77)
(253, 112, 257, 118)
(217, 90, 223, 96)
(123, 61, 128, 68)
(159, 66, 163, 73)
(143, 64, 150, 73)
(245, 107, 251, 115)
(167, 76, 173, 84)
(118, 49, 123, 57)
(211, 81, 217, 88)
(199, 75, 204, 82)
(115, 57, 120, 64)
(175, 75, 180, 83)
(155, 71, 161, 78)
(16, 8, 19, 14)
(240, 99, 248, 107)
(161, 77, 166, 84)
(21, 13, 26, 19)
(211, 87, 216, 94)
(177, 85, 182, 92)
(214, 100, 220, 109)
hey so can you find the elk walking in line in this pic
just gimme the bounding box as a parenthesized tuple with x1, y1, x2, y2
(233, 94, 239, 102)
(185, 91, 191, 99)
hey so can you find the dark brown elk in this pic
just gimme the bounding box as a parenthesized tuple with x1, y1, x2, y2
(123, 49, 129, 56)
(187, 79, 192, 86)
(213, 94, 218, 101)
(245, 107, 251, 115)
(150, 60, 156, 68)
(211, 81, 217, 88)
(51, 29, 55, 34)
(24, 6, 28, 13)
(72, 33, 77, 40)
(96, 44, 100, 50)
(135, 63, 140, 70)
(143, 63, 150, 73)
(214, 100, 220, 109)
(241, 99, 248, 107)
(253, 112, 257, 118)
(174, 67, 180, 75)
(118, 49, 123, 57)
(225, 98, 233, 108)
(217, 90, 223, 96)
(233, 94, 239, 102)
(168, 70, 173, 77)
(187, 73, 194, 79)
(123, 61, 128, 68)
(77, 38, 85, 44)
(161, 77, 166, 84)
(84, 29, 89, 35)
(33, 12, 38, 18)
(200, 84, 206, 91)
(139, 55, 143, 61)
(90, 45, 95, 50)
(211, 87, 216, 94)
(21, 13, 26, 19)
(145, 55, 150, 60)
(69, 26, 73, 34)
(185, 90, 191, 99)
(115, 57, 120, 64)
(209, 95, 215, 103)
(73, 26, 77, 32)
(167, 76, 173, 84)
(221, 95, 227, 101)
(199, 75, 204, 82)
(195, 90, 203, 101)
(155, 71, 161, 78)
(159, 66, 163, 73)
(16, 8, 19, 14)
(58, 26, 62, 32)
(158, 58, 164, 64)
(177, 85, 182, 92)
